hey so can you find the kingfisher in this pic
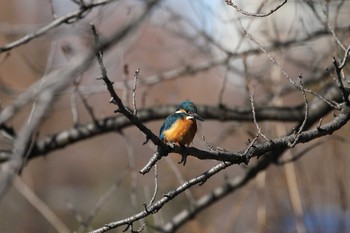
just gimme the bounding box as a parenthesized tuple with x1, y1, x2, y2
(159, 100, 203, 146)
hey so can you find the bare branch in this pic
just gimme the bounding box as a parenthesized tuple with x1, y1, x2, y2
(248, 87, 269, 142)
(132, 68, 140, 116)
(338, 44, 350, 70)
(225, 0, 288, 17)
(146, 164, 159, 208)
(0, 0, 116, 53)
(332, 57, 350, 106)
(288, 75, 309, 147)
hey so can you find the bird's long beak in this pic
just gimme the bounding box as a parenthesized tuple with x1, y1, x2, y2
(192, 113, 204, 121)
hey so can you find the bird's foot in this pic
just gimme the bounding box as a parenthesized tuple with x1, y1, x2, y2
(178, 153, 188, 166)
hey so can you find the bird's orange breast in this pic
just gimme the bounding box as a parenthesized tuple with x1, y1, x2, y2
(163, 117, 197, 145)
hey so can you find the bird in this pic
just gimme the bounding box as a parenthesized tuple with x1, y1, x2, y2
(159, 100, 203, 146)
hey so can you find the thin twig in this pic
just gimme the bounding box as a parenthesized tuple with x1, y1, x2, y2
(289, 75, 309, 147)
(147, 164, 159, 208)
(323, 1, 347, 52)
(248, 86, 269, 141)
(332, 57, 350, 106)
(122, 64, 130, 108)
(242, 28, 340, 110)
(0, 0, 115, 53)
(132, 68, 140, 116)
(338, 44, 350, 69)
(225, 0, 288, 17)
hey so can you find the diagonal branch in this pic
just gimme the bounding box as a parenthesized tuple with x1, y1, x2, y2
(91, 1, 163, 148)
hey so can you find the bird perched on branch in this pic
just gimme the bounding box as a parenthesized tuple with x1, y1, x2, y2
(160, 100, 203, 146)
